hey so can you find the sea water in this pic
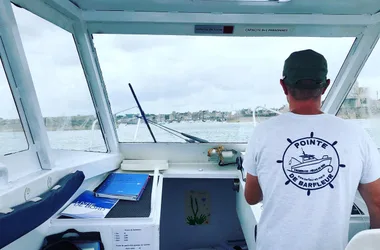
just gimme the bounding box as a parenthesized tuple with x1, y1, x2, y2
(0, 119, 379, 154)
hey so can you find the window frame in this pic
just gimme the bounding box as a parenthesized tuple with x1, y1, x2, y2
(10, 5, 110, 153)
(334, 37, 380, 148)
(71, 33, 111, 153)
(334, 37, 380, 116)
(0, 37, 30, 155)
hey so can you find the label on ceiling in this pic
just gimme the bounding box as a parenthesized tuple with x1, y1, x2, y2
(194, 25, 234, 34)
(244, 27, 290, 33)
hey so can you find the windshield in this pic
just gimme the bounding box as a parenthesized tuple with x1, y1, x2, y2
(93, 35, 354, 143)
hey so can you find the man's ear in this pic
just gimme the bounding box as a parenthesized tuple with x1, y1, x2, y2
(322, 79, 331, 94)
(280, 79, 288, 95)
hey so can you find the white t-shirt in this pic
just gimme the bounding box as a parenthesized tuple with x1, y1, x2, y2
(243, 112, 380, 250)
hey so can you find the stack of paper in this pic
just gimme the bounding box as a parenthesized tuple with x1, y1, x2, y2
(61, 190, 118, 219)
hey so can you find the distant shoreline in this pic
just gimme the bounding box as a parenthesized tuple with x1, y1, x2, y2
(227, 116, 274, 123)
(1, 115, 379, 133)
(227, 117, 254, 123)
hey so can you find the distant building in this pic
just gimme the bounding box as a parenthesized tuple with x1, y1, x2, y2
(338, 81, 371, 118)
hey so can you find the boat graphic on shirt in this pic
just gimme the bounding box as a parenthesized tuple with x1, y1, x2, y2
(277, 132, 346, 196)
(288, 148, 333, 174)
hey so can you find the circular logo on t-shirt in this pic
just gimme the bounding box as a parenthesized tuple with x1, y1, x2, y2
(277, 132, 346, 196)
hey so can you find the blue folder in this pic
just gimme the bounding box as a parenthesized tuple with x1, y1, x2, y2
(95, 173, 150, 201)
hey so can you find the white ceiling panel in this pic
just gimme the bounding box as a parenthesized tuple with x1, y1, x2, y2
(69, 0, 380, 15)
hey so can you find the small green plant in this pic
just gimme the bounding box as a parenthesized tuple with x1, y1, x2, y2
(186, 195, 208, 225)
(186, 216, 196, 225)
(195, 214, 207, 224)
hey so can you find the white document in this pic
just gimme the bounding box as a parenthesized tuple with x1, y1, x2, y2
(112, 225, 155, 250)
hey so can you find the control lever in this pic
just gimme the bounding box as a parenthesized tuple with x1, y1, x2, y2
(232, 178, 240, 192)
(236, 156, 246, 182)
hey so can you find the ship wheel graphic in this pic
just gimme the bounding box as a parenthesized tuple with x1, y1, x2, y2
(277, 132, 346, 196)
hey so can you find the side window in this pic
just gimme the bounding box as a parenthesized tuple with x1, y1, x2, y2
(0, 55, 29, 155)
(12, 5, 107, 152)
(336, 40, 380, 147)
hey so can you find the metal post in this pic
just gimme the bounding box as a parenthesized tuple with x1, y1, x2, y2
(0, 0, 54, 169)
(72, 22, 119, 153)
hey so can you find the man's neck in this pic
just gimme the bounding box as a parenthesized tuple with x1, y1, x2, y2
(290, 108, 323, 115)
(289, 100, 323, 115)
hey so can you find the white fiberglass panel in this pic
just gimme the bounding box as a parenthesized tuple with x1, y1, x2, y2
(70, 0, 380, 15)
(93, 35, 354, 143)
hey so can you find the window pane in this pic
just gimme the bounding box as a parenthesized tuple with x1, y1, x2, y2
(0, 58, 28, 154)
(337, 40, 380, 147)
(93, 35, 354, 143)
(13, 5, 106, 152)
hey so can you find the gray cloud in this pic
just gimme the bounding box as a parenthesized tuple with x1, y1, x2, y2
(94, 35, 355, 115)
(0, 66, 19, 120)
(112, 34, 196, 53)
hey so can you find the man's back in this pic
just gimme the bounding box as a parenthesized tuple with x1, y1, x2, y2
(243, 112, 380, 250)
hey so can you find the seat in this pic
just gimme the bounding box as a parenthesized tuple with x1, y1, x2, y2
(345, 229, 380, 250)
(0, 170, 85, 249)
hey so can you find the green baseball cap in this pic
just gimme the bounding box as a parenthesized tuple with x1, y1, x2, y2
(282, 49, 328, 89)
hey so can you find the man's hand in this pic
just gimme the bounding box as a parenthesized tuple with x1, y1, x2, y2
(244, 173, 263, 205)
(358, 178, 380, 229)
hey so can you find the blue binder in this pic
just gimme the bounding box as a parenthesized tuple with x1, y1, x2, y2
(95, 173, 150, 201)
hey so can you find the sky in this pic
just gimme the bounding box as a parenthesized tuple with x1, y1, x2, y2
(0, 5, 379, 119)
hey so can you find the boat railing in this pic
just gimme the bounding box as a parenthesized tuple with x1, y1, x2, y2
(89, 105, 283, 148)
(253, 106, 283, 127)
(89, 106, 139, 150)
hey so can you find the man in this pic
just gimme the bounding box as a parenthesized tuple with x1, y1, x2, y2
(243, 49, 380, 250)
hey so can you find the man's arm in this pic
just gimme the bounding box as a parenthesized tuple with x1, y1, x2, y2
(245, 173, 263, 205)
(243, 127, 263, 205)
(358, 129, 380, 229)
(358, 178, 380, 229)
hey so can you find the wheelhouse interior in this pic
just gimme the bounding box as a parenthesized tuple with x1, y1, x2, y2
(1, 0, 380, 249)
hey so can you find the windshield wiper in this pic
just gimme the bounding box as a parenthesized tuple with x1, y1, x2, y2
(128, 83, 157, 143)
(135, 115, 209, 143)
(128, 83, 208, 143)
